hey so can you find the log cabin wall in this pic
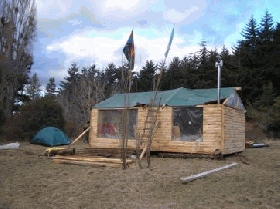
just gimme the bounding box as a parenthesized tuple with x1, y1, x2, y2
(137, 107, 173, 151)
(89, 104, 245, 155)
(201, 104, 223, 153)
(88, 108, 97, 148)
(222, 105, 245, 154)
(89, 108, 138, 149)
(89, 107, 173, 150)
(143, 105, 223, 154)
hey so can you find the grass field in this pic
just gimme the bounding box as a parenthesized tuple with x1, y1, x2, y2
(0, 140, 279, 209)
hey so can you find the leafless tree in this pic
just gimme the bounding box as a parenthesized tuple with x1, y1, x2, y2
(0, 0, 36, 116)
(58, 63, 107, 126)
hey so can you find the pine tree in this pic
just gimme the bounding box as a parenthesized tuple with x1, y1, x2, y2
(193, 40, 217, 89)
(60, 62, 79, 91)
(220, 45, 240, 87)
(198, 40, 209, 67)
(238, 16, 259, 68)
(259, 10, 274, 43)
(46, 77, 56, 96)
(161, 57, 184, 90)
(103, 63, 122, 96)
(242, 16, 259, 44)
(270, 23, 280, 95)
(135, 60, 157, 92)
(27, 73, 41, 100)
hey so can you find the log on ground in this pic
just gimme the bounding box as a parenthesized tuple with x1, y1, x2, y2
(53, 159, 121, 168)
(180, 162, 238, 183)
(52, 155, 134, 164)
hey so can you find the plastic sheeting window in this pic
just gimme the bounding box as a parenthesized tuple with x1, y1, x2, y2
(97, 109, 137, 139)
(172, 107, 203, 142)
(224, 92, 246, 113)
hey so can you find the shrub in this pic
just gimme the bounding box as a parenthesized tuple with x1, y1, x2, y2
(1, 114, 24, 142)
(19, 96, 65, 140)
(0, 108, 6, 136)
(64, 121, 81, 139)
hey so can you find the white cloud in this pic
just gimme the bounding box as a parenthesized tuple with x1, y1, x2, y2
(34, 0, 279, 86)
(45, 28, 214, 80)
(68, 19, 82, 26)
(164, 7, 200, 23)
(37, 0, 74, 18)
(94, 0, 157, 20)
(103, 0, 141, 11)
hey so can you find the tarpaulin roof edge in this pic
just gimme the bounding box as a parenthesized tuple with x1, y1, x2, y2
(93, 87, 237, 108)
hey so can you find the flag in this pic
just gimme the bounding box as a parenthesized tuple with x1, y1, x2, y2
(123, 30, 135, 70)
(164, 27, 174, 58)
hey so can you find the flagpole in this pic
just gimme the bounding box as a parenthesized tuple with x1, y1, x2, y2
(154, 26, 175, 93)
(121, 29, 135, 169)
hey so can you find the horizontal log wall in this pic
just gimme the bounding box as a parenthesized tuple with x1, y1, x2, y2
(149, 105, 222, 154)
(89, 108, 137, 149)
(222, 106, 245, 154)
(89, 104, 245, 155)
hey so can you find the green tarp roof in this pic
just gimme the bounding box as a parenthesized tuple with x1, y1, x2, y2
(94, 87, 238, 108)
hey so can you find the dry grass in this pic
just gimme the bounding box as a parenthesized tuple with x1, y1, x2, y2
(0, 140, 279, 209)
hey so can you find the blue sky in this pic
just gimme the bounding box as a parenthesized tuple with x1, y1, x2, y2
(33, 0, 280, 87)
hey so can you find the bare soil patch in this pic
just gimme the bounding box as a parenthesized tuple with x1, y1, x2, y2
(0, 140, 279, 209)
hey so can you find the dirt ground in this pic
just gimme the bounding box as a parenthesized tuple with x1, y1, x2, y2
(0, 140, 279, 209)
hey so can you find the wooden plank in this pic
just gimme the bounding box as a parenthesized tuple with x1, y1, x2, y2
(52, 156, 134, 164)
(203, 127, 221, 131)
(224, 134, 245, 138)
(180, 162, 238, 183)
(69, 127, 91, 147)
(84, 148, 136, 157)
(53, 159, 121, 168)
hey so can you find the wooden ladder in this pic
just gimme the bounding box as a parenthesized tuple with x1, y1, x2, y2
(136, 98, 161, 168)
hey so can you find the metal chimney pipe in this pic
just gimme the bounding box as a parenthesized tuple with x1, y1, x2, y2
(215, 60, 223, 104)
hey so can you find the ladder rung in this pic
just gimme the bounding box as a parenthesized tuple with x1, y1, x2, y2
(141, 133, 150, 138)
(148, 109, 158, 112)
(143, 127, 151, 130)
(147, 120, 156, 123)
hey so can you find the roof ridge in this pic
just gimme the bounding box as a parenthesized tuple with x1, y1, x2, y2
(164, 87, 185, 104)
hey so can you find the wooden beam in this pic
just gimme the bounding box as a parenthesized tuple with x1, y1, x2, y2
(69, 127, 91, 147)
(53, 159, 121, 168)
(44, 148, 75, 157)
(180, 162, 238, 183)
(52, 156, 134, 164)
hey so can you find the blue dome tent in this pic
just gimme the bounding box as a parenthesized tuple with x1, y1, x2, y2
(32, 127, 70, 147)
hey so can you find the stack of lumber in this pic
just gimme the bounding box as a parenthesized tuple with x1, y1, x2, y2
(158, 152, 210, 159)
(83, 148, 137, 158)
(44, 148, 75, 157)
(52, 155, 134, 168)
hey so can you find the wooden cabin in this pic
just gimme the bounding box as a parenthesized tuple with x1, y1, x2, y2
(89, 87, 246, 155)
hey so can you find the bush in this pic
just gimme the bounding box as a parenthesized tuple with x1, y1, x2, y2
(0, 108, 6, 136)
(246, 95, 280, 139)
(18, 96, 65, 140)
(1, 114, 24, 142)
(64, 121, 81, 139)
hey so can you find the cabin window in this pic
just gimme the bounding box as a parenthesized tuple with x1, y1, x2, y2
(172, 107, 203, 142)
(97, 109, 137, 139)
